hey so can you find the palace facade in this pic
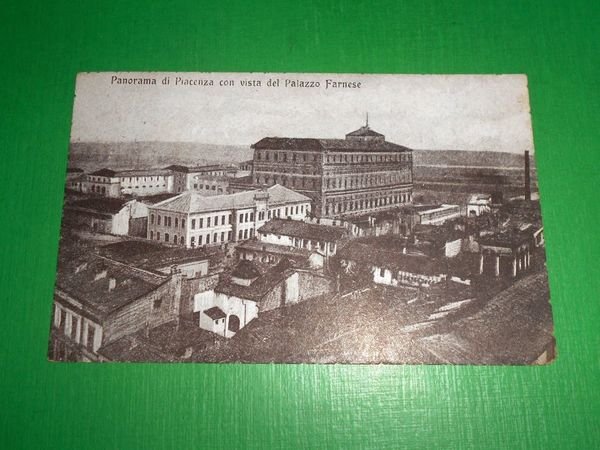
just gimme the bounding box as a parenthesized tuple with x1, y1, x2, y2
(251, 124, 413, 218)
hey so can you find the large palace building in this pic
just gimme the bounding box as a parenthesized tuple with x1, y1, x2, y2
(251, 123, 413, 218)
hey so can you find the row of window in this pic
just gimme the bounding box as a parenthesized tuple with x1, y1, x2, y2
(325, 193, 411, 215)
(193, 183, 225, 193)
(151, 205, 307, 231)
(120, 176, 167, 182)
(325, 173, 410, 190)
(89, 185, 107, 194)
(151, 214, 187, 228)
(256, 152, 318, 163)
(122, 184, 167, 189)
(255, 151, 411, 164)
(255, 172, 410, 190)
(254, 175, 318, 189)
(191, 228, 257, 247)
(290, 237, 334, 252)
(419, 207, 461, 220)
(150, 231, 186, 245)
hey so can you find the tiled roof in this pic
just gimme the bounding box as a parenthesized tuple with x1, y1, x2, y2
(90, 168, 117, 177)
(338, 241, 445, 275)
(215, 259, 294, 302)
(115, 168, 173, 177)
(479, 229, 532, 248)
(68, 197, 130, 214)
(97, 240, 210, 272)
(258, 219, 346, 242)
(97, 319, 224, 361)
(204, 306, 227, 320)
(237, 239, 312, 258)
(55, 254, 168, 318)
(151, 184, 310, 214)
(165, 164, 229, 173)
(421, 271, 554, 364)
(251, 137, 410, 153)
(231, 260, 261, 279)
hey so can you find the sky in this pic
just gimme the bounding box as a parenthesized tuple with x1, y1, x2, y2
(71, 73, 534, 153)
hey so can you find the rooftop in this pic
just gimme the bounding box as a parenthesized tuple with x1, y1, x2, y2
(258, 219, 346, 242)
(215, 259, 294, 302)
(338, 241, 446, 275)
(414, 224, 464, 244)
(56, 254, 168, 319)
(165, 164, 230, 173)
(204, 306, 227, 320)
(231, 260, 261, 280)
(416, 204, 460, 215)
(251, 130, 410, 153)
(345, 125, 385, 138)
(98, 319, 225, 362)
(237, 239, 312, 259)
(90, 168, 174, 177)
(151, 184, 310, 214)
(479, 229, 532, 248)
(97, 240, 210, 272)
(67, 197, 130, 214)
(90, 168, 117, 177)
(115, 168, 173, 177)
(418, 271, 554, 364)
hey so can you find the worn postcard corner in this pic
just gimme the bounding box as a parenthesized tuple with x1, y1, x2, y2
(48, 72, 555, 365)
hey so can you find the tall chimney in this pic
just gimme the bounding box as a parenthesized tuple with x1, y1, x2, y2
(524, 150, 531, 201)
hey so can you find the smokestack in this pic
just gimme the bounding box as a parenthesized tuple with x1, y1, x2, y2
(524, 150, 531, 201)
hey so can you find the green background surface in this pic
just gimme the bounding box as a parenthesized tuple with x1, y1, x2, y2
(0, 1, 598, 448)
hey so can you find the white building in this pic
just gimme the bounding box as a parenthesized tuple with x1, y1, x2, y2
(256, 218, 346, 258)
(146, 185, 312, 248)
(417, 204, 462, 225)
(467, 194, 492, 217)
(82, 168, 175, 198)
(65, 198, 149, 236)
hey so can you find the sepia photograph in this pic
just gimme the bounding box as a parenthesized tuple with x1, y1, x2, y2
(48, 72, 554, 364)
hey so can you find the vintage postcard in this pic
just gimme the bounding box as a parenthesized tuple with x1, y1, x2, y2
(48, 72, 555, 364)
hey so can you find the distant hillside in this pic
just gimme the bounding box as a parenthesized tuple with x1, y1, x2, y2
(413, 149, 533, 168)
(68, 142, 253, 171)
(68, 141, 534, 172)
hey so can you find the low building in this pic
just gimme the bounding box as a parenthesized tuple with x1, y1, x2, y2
(413, 224, 464, 258)
(64, 198, 149, 236)
(338, 241, 447, 288)
(66, 168, 85, 192)
(236, 239, 324, 270)
(81, 168, 175, 198)
(478, 230, 534, 278)
(467, 194, 492, 217)
(189, 175, 230, 195)
(257, 218, 347, 258)
(235, 160, 253, 177)
(146, 185, 312, 248)
(446, 252, 481, 285)
(415, 204, 462, 225)
(193, 259, 335, 338)
(166, 164, 236, 193)
(96, 240, 219, 322)
(49, 254, 181, 362)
